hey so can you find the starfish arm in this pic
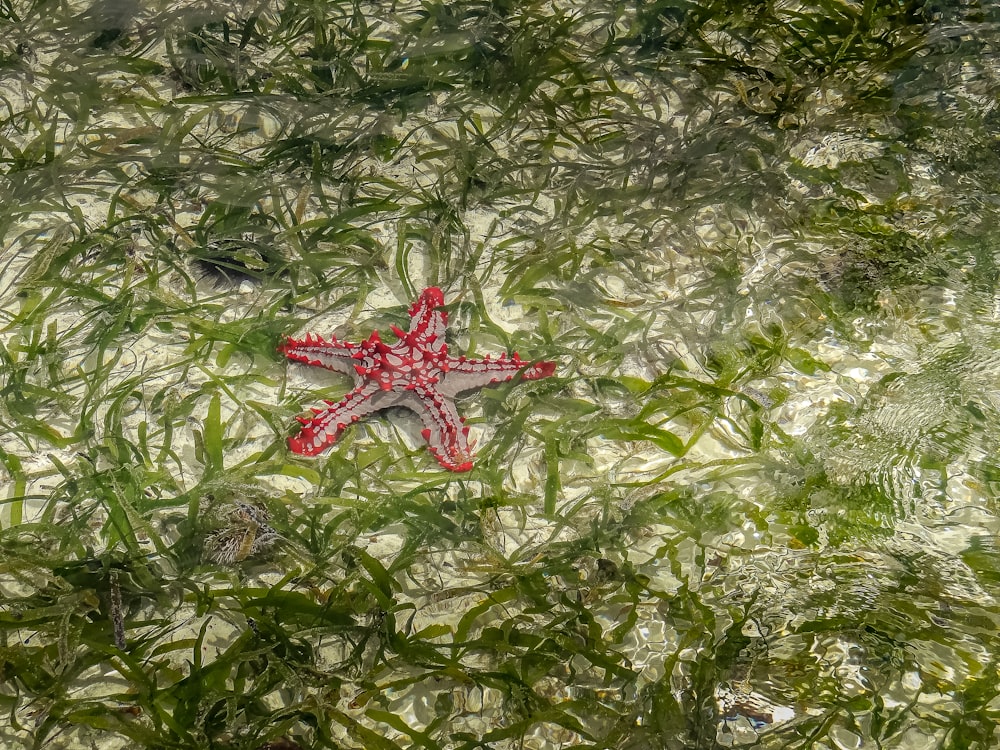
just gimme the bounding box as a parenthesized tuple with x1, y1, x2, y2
(412, 384, 475, 472)
(397, 287, 448, 353)
(437, 353, 556, 398)
(288, 381, 383, 456)
(279, 333, 364, 378)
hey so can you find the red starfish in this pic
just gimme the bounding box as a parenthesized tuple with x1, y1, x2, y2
(279, 288, 555, 471)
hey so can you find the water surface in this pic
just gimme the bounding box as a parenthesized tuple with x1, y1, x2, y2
(1, 1, 999, 748)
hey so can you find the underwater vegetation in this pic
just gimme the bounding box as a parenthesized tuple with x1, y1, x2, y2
(2, 0, 1000, 748)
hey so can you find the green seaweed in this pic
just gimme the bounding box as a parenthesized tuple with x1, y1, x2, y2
(1, 0, 1000, 747)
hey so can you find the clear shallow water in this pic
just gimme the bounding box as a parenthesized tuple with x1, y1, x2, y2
(2, 0, 1000, 748)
